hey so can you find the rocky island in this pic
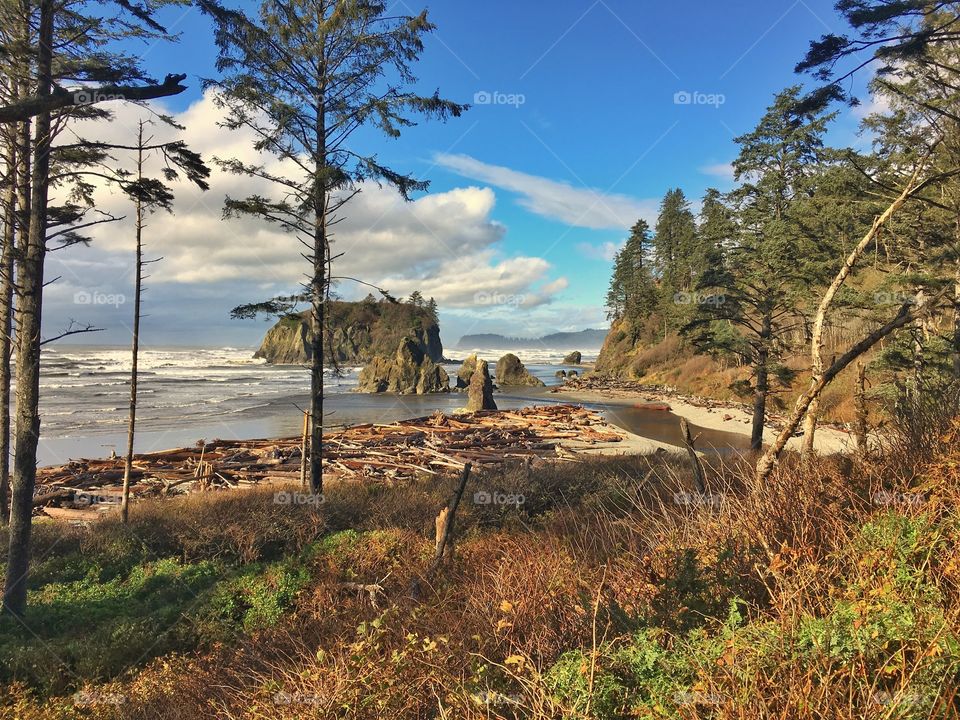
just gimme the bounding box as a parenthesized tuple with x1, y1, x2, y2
(254, 299, 443, 365)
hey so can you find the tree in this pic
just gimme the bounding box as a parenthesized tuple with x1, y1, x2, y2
(116, 120, 210, 523)
(201, 0, 466, 495)
(2, 0, 192, 618)
(606, 219, 655, 322)
(408, 290, 424, 307)
(686, 87, 836, 450)
(652, 189, 698, 304)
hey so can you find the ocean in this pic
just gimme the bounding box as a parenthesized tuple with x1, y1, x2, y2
(34, 345, 608, 466)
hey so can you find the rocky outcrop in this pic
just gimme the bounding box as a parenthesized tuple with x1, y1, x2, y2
(255, 300, 443, 365)
(357, 337, 449, 394)
(563, 351, 582, 365)
(466, 359, 496, 411)
(495, 353, 545, 387)
(456, 353, 478, 389)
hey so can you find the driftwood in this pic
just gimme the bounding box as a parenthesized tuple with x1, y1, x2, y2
(430, 463, 472, 571)
(679, 418, 706, 494)
(32, 405, 623, 517)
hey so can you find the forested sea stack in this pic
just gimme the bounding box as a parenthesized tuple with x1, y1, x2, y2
(254, 297, 443, 365)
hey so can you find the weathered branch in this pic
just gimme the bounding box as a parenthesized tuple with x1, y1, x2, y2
(755, 290, 949, 485)
(0, 74, 188, 123)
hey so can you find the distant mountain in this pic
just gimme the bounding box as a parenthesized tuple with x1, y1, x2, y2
(455, 329, 608, 350)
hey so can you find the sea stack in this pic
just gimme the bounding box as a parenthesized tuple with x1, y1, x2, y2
(357, 337, 449, 394)
(456, 353, 478, 389)
(563, 350, 582, 365)
(466, 359, 497, 411)
(495, 353, 545, 387)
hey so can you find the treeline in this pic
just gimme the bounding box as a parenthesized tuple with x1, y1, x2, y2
(607, 5, 960, 465)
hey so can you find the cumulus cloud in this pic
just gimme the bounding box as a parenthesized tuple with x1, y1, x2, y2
(44, 92, 570, 342)
(434, 153, 659, 230)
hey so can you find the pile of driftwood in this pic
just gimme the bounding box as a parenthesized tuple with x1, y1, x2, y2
(324, 404, 623, 482)
(33, 404, 623, 521)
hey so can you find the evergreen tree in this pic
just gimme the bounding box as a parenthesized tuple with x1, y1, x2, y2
(686, 86, 836, 450)
(606, 219, 652, 320)
(408, 290, 425, 307)
(201, 0, 466, 496)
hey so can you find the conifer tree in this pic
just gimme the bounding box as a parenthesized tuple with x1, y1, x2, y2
(201, 0, 465, 495)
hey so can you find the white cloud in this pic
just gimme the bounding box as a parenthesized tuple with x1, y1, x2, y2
(434, 152, 658, 230)
(44, 92, 571, 341)
(576, 240, 621, 262)
(699, 162, 735, 182)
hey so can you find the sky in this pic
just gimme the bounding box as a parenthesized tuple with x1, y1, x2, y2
(44, 0, 877, 349)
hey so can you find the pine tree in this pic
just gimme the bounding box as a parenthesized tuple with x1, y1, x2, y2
(686, 86, 836, 450)
(201, 0, 466, 496)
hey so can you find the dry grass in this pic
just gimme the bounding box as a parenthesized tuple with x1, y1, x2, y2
(2, 427, 960, 719)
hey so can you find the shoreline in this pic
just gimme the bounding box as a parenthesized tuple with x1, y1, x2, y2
(552, 382, 855, 455)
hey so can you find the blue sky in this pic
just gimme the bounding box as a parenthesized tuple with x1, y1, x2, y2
(46, 0, 875, 348)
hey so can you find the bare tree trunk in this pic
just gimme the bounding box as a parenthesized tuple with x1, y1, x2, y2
(854, 362, 868, 455)
(755, 297, 940, 485)
(801, 162, 927, 455)
(0, 135, 14, 523)
(3, 0, 53, 617)
(751, 312, 771, 452)
(121, 124, 145, 523)
(309, 99, 327, 496)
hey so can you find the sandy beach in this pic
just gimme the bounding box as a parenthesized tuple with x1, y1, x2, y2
(553, 384, 856, 456)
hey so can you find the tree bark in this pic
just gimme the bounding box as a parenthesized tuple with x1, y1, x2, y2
(0, 73, 188, 123)
(309, 86, 327, 496)
(120, 124, 145, 523)
(751, 312, 772, 451)
(854, 362, 868, 455)
(801, 162, 927, 454)
(0, 134, 15, 523)
(3, 0, 53, 617)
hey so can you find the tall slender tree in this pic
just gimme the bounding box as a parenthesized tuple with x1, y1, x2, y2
(1, 0, 191, 618)
(201, 0, 466, 495)
(115, 120, 210, 523)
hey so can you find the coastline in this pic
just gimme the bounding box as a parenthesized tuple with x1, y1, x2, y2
(553, 384, 855, 455)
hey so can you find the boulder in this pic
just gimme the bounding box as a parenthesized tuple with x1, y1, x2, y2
(555, 369, 567, 378)
(456, 353, 478, 389)
(357, 337, 449, 394)
(466, 359, 497, 411)
(563, 350, 582, 365)
(568, 370, 579, 379)
(495, 353, 545, 387)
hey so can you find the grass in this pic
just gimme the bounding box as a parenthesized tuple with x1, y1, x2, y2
(1, 429, 959, 718)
